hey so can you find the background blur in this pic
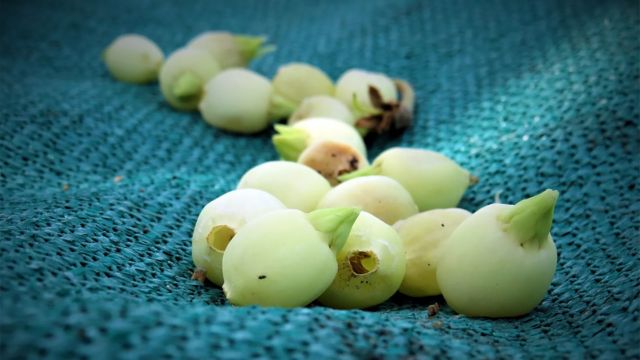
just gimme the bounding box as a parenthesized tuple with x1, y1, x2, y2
(1, 0, 638, 358)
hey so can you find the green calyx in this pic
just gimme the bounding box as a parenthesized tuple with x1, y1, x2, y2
(355, 125, 371, 138)
(269, 93, 299, 120)
(233, 35, 276, 64)
(272, 124, 309, 160)
(307, 207, 361, 253)
(337, 163, 380, 182)
(172, 71, 203, 100)
(351, 93, 380, 118)
(499, 189, 559, 247)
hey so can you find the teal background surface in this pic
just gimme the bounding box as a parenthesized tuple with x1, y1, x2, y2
(1, 0, 638, 358)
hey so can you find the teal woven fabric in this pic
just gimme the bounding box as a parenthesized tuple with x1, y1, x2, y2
(1, 0, 639, 358)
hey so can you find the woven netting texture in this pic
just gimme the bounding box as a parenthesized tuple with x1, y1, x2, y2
(1, 0, 638, 358)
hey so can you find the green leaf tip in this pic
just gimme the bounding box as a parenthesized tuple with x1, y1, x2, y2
(271, 124, 309, 160)
(233, 35, 275, 63)
(351, 93, 379, 118)
(355, 125, 370, 138)
(500, 189, 559, 247)
(172, 71, 202, 99)
(307, 207, 361, 253)
(337, 164, 379, 182)
(269, 93, 298, 120)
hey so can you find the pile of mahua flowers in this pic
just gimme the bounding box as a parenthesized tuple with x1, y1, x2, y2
(103, 31, 559, 318)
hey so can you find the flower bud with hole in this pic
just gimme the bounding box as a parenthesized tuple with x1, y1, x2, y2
(318, 212, 406, 309)
(222, 207, 360, 307)
(191, 189, 285, 286)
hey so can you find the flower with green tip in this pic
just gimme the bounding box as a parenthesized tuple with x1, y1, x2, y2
(222, 207, 360, 308)
(191, 189, 286, 286)
(393, 208, 471, 297)
(237, 161, 331, 212)
(273, 117, 368, 184)
(103, 34, 164, 84)
(269, 63, 335, 119)
(188, 31, 274, 69)
(159, 48, 220, 111)
(340, 147, 476, 211)
(199, 68, 273, 134)
(318, 212, 406, 309)
(317, 175, 418, 225)
(437, 189, 559, 318)
(272, 117, 366, 161)
(288, 95, 355, 126)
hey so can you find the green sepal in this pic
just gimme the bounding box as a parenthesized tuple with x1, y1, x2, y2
(271, 124, 309, 160)
(269, 93, 299, 120)
(351, 93, 379, 118)
(355, 125, 370, 138)
(172, 71, 202, 100)
(337, 163, 380, 182)
(307, 207, 361, 253)
(499, 189, 559, 247)
(233, 35, 275, 64)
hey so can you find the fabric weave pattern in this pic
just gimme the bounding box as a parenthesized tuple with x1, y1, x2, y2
(0, 0, 638, 358)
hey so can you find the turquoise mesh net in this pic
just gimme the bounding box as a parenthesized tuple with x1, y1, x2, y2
(1, 0, 638, 358)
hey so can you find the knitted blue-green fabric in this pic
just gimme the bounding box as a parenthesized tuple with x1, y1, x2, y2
(1, 0, 639, 358)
